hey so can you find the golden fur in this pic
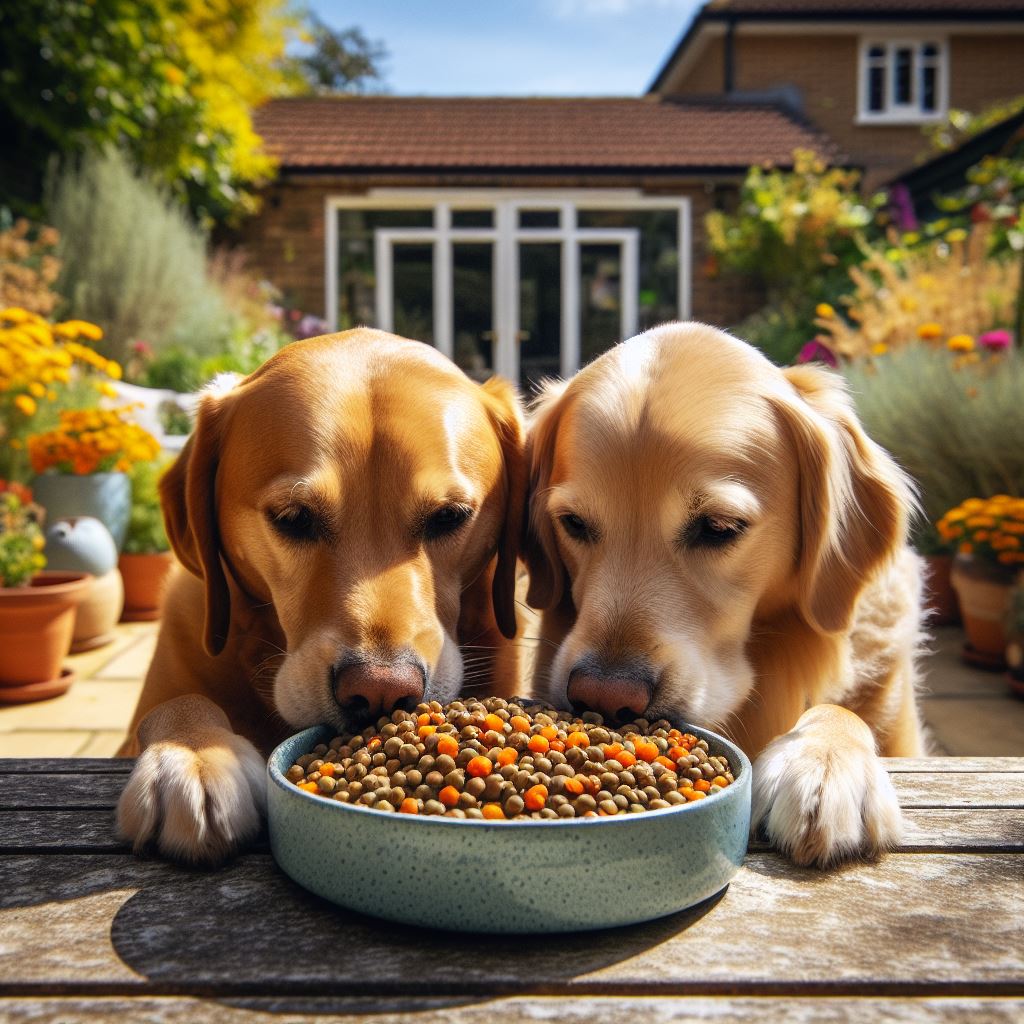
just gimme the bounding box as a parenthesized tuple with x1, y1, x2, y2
(524, 322, 925, 867)
(117, 329, 525, 864)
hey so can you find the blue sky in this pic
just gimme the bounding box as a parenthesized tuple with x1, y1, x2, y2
(308, 1, 704, 95)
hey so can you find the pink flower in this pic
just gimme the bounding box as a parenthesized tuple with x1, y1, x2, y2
(797, 339, 838, 368)
(979, 329, 1012, 351)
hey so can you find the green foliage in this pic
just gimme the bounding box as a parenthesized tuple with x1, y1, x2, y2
(844, 346, 1024, 542)
(123, 457, 171, 554)
(924, 96, 1024, 154)
(297, 17, 387, 94)
(731, 299, 819, 367)
(46, 149, 212, 364)
(0, 482, 46, 587)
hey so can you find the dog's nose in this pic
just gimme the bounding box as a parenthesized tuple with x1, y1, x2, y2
(567, 665, 653, 721)
(333, 660, 425, 719)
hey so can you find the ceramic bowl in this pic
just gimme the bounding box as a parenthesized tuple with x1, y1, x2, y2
(267, 722, 751, 933)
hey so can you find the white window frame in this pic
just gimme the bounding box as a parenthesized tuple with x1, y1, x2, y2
(857, 37, 948, 125)
(324, 189, 691, 383)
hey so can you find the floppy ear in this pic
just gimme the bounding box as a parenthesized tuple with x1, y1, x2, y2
(523, 379, 571, 611)
(773, 365, 913, 635)
(160, 393, 232, 657)
(479, 376, 527, 640)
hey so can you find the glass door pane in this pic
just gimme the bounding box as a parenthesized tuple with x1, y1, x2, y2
(452, 243, 494, 382)
(392, 243, 433, 344)
(580, 243, 622, 364)
(518, 242, 561, 394)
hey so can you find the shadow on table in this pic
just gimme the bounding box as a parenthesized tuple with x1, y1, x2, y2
(103, 856, 726, 1014)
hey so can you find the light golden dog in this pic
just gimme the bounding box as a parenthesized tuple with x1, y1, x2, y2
(117, 330, 525, 863)
(524, 322, 925, 867)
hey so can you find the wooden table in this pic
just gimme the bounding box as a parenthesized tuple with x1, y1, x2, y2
(1, 757, 1022, 1023)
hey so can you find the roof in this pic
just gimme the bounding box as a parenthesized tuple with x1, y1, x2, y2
(255, 96, 840, 173)
(649, 0, 1024, 92)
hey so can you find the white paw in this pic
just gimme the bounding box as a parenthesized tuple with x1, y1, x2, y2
(116, 730, 266, 865)
(751, 721, 903, 868)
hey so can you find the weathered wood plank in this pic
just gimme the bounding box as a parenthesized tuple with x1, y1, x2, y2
(2, 996, 1023, 1024)
(3, 807, 1019, 854)
(1, 854, 1021, 993)
(5, 769, 1022, 812)
(0, 759, 133, 774)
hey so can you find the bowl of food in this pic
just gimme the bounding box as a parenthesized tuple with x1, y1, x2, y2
(267, 697, 751, 933)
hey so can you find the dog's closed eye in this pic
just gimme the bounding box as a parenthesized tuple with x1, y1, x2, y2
(678, 514, 748, 551)
(422, 503, 474, 541)
(558, 512, 597, 544)
(267, 505, 324, 544)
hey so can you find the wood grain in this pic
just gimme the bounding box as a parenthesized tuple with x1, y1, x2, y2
(1, 853, 1021, 994)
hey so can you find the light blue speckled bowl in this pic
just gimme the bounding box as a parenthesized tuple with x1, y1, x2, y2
(267, 722, 751, 933)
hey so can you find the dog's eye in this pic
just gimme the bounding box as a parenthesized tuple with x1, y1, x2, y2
(423, 504, 472, 541)
(559, 512, 595, 543)
(268, 506, 320, 543)
(684, 514, 747, 550)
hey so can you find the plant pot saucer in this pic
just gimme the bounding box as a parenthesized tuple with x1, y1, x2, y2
(119, 607, 161, 622)
(1007, 673, 1024, 699)
(70, 631, 117, 653)
(0, 667, 76, 705)
(961, 643, 1007, 672)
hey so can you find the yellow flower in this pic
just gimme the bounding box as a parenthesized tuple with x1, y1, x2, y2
(815, 303, 835, 318)
(871, 342, 889, 356)
(105, 360, 123, 380)
(28, 382, 46, 398)
(965, 516, 997, 528)
(14, 394, 37, 416)
(0, 307, 32, 324)
(917, 322, 943, 340)
(973, 530, 990, 543)
(947, 334, 974, 352)
(959, 542, 974, 555)
(945, 228, 968, 243)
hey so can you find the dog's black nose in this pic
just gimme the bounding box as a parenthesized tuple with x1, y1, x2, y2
(333, 660, 425, 720)
(567, 661, 654, 721)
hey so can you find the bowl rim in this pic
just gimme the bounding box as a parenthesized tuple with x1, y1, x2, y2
(268, 719, 751, 830)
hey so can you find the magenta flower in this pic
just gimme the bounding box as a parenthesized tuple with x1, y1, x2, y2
(979, 329, 1013, 351)
(797, 339, 838, 367)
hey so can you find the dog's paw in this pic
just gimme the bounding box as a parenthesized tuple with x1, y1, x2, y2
(116, 729, 266, 865)
(751, 705, 903, 869)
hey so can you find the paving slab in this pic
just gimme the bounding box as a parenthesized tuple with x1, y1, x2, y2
(93, 633, 157, 681)
(76, 731, 130, 757)
(0, 681, 142, 733)
(920, 694, 1024, 757)
(0, 731, 92, 758)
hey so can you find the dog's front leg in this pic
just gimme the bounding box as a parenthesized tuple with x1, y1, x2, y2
(750, 704, 903, 868)
(116, 694, 266, 865)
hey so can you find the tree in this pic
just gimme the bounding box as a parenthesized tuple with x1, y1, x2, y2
(295, 15, 387, 95)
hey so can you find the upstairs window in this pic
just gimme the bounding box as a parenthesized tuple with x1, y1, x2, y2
(859, 40, 946, 123)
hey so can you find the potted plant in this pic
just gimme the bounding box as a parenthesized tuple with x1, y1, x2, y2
(915, 523, 960, 627)
(0, 480, 92, 703)
(938, 495, 1024, 669)
(119, 457, 175, 621)
(1006, 581, 1024, 698)
(28, 405, 161, 550)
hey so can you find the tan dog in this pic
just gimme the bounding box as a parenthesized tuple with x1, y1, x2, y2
(117, 330, 525, 863)
(524, 322, 925, 868)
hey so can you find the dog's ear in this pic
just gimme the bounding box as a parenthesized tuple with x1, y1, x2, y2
(774, 365, 913, 635)
(523, 379, 571, 611)
(479, 376, 527, 640)
(160, 391, 232, 657)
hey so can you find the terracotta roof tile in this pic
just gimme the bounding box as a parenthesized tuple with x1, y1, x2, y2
(255, 96, 841, 172)
(704, 0, 1024, 14)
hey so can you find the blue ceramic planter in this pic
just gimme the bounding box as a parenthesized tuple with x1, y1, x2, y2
(31, 472, 131, 552)
(268, 722, 751, 934)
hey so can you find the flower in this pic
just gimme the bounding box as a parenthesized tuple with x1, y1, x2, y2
(796, 339, 838, 367)
(27, 406, 160, 476)
(870, 342, 889, 356)
(917, 322, 943, 340)
(14, 395, 37, 416)
(979, 329, 1013, 351)
(947, 334, 975, 352)
(815, 303, 835, 318)
(937, 496, 1024, 570)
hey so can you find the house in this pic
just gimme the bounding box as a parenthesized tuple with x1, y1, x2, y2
(242, 1, 1024, 391)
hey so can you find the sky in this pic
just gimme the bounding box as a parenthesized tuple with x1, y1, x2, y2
(308, 1, 705, 96)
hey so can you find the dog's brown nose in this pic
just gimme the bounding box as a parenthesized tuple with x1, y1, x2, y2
(333, 661, 425, 719)
(567, 668, 652, 721)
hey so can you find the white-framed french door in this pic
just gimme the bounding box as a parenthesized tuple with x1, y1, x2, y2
(325, 190, 691, 389)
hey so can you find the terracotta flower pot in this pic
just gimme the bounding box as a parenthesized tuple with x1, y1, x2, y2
(0, 570, 93, 704)
(119, 551, 175, 621)
(923, 553, 960, 626)
(950, 554, 1016, 670)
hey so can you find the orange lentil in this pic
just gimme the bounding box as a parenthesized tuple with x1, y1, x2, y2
(431, 712, 446, 725)
(614, 749, 637, 768)
(417, 725, 437, 739)
(436, 735, 459, 758)
(562, 777, 585, 796)
(654, 756, 677, 771)
(548, 739, 565, 753)
(398, 798, 419, 814)
(510, 715, 531, 733)
(438, 785, 460, 808)
(297, 781, 319, 793)
(566, 731, 590, 748)
(417, 713, 431, 726)
(711, 775, 730, 788)
(682, 789, 706, 801)
(667, 729, 682, 742)
(496, 747, 519, 766)
(366, 737, 382, 752)
(603, 742, 623, 757)
(524, 784, 548, 811)
(484, 713, 504, 733)
(539, 725, 558, 741)
(668, 745, 688, 762)
(633, 739, 659, 762)
(466, 755, 493, 778)
(318, 762, 336, 777)
(693, 779, 712, 793)
(528, 734, 550, 754)
(481, 803, 506, 819)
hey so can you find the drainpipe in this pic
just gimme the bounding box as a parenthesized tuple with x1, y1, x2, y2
(723, 18, 736, 93)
